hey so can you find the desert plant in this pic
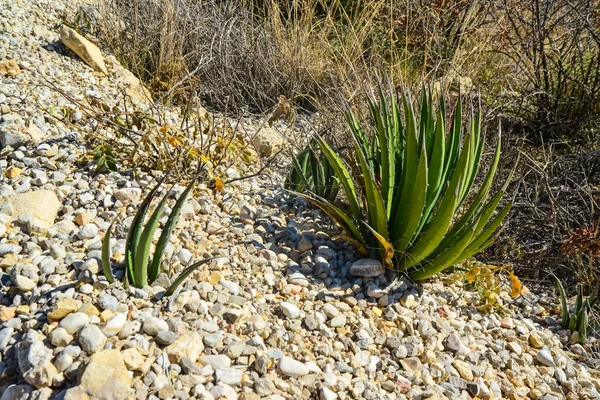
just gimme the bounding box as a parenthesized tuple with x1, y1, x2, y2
(101, 174, 211, 294)
(554, 274, 599, 342)
(296, 82, 512, 280)
(285, 141, 340, 202)
(494, 0, 600, 136)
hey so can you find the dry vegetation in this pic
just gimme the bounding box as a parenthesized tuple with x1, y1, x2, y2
(87, 0, 600, 291)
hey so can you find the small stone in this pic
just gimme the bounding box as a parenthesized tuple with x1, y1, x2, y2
(296, 236, 313, 253)
(48, 298, 80, 320)
(78, 223, 98, 239)
(349, 259, 384, 277)
(199, 355, 231, 369)
(59, 312, 90, 334)
(78, 324, 107, 353)
(156, 331, 179, 346)
(321, 387, 338, 400)
(280, 301, 300, 319)
(102, 313, 127, 337)
(165, 333, 204, 363)
(529, 332, 545, 349)
(215, 367, 244, 386)
(279, 356, 309, 376)
(114, 188, 142, 206)
(0, 60, 21, 76)
(0, 306, 16, 321)
(536, 349, 556, 367)
(444, 333, 462, 353)
(143, 317, 169, 335)
(453, 360, 474, 381)
(209, 384, 237, 400)
(50, 328, 73, 347)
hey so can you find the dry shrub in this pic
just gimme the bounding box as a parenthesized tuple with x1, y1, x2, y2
(483, 137, 600, 292)
(489, 0, 600, 138)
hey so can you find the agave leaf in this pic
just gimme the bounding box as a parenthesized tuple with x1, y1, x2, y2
(149, 179, 196, 284)
(458, 202, 512, 259)
(408, 222, 479, 281)
(374, 82, 395, 212)
(568, 314, 577, 330)
(101, 220, 115, 284)
(165, 257, 218, 297)
(425, 111, 446, 205)
(353, 138, 388, 242)
(397, 133, 474, 269)
(316, 137, 362, 220)
(390, 93, 419, 233)
(392, 144, 428, 253)
(125, 174, 168, 286)
(396, 180, 461, 270)
(579, 312, 588, 342)
(553, 274, 570, 329)
(444, 131, 503, 240)
(134, 193, 168, 287)
(366, 224, 394, 269)
(332, 234, 368, 256)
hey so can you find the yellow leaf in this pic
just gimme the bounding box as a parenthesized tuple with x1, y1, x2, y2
(188, 148, 198, 159)
(215, 177, 224, 192)
(509, 272, 522, 298)
(200, 155, 210, 163)
(167, 134, 182, 147)
(160, 125, 170, 133)
(465, 266, 480, 283)
(368, 227, 394, 269)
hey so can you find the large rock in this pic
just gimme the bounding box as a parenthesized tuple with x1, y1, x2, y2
(59, 25, 108, 74)
(3, 190, 61, 230)
(63, 350, 133, 400)
(349, 259, 384, 277)
(251, 127, 286, 157)
(16, 332, 58, 388)
(0, 123, 44, 148)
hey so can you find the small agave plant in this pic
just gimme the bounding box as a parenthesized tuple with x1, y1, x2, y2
(102, 174, 212, 296)
(285, 140, 340, 202)
(296, 81, 512, 281)
(554, 275, 599, 343)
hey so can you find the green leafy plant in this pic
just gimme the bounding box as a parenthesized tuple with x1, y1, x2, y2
(102, 174, 212, 294)
(554, 274, 599, 343)
(296, 82, 512, 281)
(94, 144, 118, 173)
(285, 141, 340, 202)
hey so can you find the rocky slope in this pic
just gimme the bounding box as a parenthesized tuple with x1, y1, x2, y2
(1, 0, 600, 399)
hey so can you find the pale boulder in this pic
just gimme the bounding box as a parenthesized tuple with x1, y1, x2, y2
(5, 190, 61, 230)
(60, 25, 108, 74)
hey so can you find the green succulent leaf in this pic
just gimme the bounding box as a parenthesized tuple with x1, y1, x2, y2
(101, 220, 115, 284)
(165, 257, 220, 297)
(149, 179, 196, 284)
(134, 192, 168, 287)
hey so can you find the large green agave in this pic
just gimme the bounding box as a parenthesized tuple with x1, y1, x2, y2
(297, 83, 512, 280)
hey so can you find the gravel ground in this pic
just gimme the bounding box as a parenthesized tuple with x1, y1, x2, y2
(1, 0, 600, 399)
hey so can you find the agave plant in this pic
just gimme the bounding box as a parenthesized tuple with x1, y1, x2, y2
(554, 274, 599, 343)
(296, 83, 512, 281)
(102, 174, 212, 294)
(285, 141, 340, 202)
